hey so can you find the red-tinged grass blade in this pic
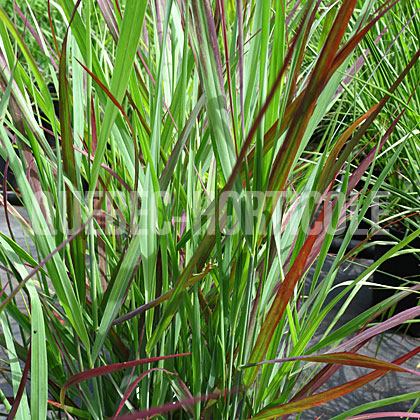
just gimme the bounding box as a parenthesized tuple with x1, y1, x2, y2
(236, 0, 245, 139)
(75, 58, 135, 137)
(113, 389, 239, 420)
(285, 0, 322, 107)
(265, 23, 420, 278)
(330, 0, 400, 82)
(347, 413, 420, 419)
(88, 0, 146, 199)
(47, 400, 91, 419)
(316, 104, 380, 193)
(243, 352, 420, 377)
(308, 103, 413, 268)
(47, 0, 60, 58)
(246, 107, 293, 174)
(281, 343, 367, 419)
(267, 0, 358, 195)
(59, 0, 85, 303)
(190, 0, 234, 181)
(249, 346, 420, 420)
(97, 0, 119, 43)
(14, 2, 59, 71)
(74, 145, 131, 192)
(126, 88, 150, 136)
(7, 343, 31, 420)
(243, 202, 328, 386)
(113, 0, 123, 19)
(78, 56, 143, 197)
(168, 373, 195, 414)
(247, 0, 399, 172)
(333, 305, 420, 354)
(346, 109, 405, 192)
(218, 1, 312, 197)
(286, 102, 400, 272)
(113, 263, 214, 326)
(90, 94, 98, 154)
(329, 47, 420, 181)
(218, 0, 238, 154)
(77, 57, 143, 203)
(60, 353, 191, 409)
(304, 108, 405, 266)
(242, 2, 315, 174)
(0, 280, 10, 298)
(200, 0, 227, 103)
(112, 368, 173, 419)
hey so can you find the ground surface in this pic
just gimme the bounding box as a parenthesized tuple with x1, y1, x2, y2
(0, 205, 33, 411)
(299, 257, 420, 419)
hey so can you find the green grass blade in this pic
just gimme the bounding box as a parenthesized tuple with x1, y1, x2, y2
(88, 0, 147, 199)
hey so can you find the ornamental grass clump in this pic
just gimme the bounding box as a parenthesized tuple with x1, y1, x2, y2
(0, 1, 420, 419)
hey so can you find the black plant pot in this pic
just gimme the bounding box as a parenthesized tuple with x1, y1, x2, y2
(329, 223, 420, 336)
(371, 228, 420, 337)
(328, 202, 376, 259)
(328, 171, 420, 335)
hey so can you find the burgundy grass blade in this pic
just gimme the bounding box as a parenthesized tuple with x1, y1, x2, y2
(47, 0, 60, 57)
(331, 0, 400, 80)
(202, 0, 228, 103)
(244, 351, 420, 377)
(73, 145, 131, 192)
(249, 0, 402, 171)
(281, 342, 367, 420)
(244, 201, 331, 386)
(14, 3, 59, 71)
(299, 108, 406, 271)
(60, 353, 191, 407)
(114, 389, 239, 420)
(332, 306, 420, 354)
(267, 0, 359, 195)
(249, 346, 420, 419)
(236, 0, 245, 139)
(75, 59, 135, 137)
(112, 368, 174, 419)
(98, 0, 119, 42)
(218, 0, 238, 154)
(59, 0, 86, 302)
(6, 343, 31, 420)
(112, 263, 214, 326)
